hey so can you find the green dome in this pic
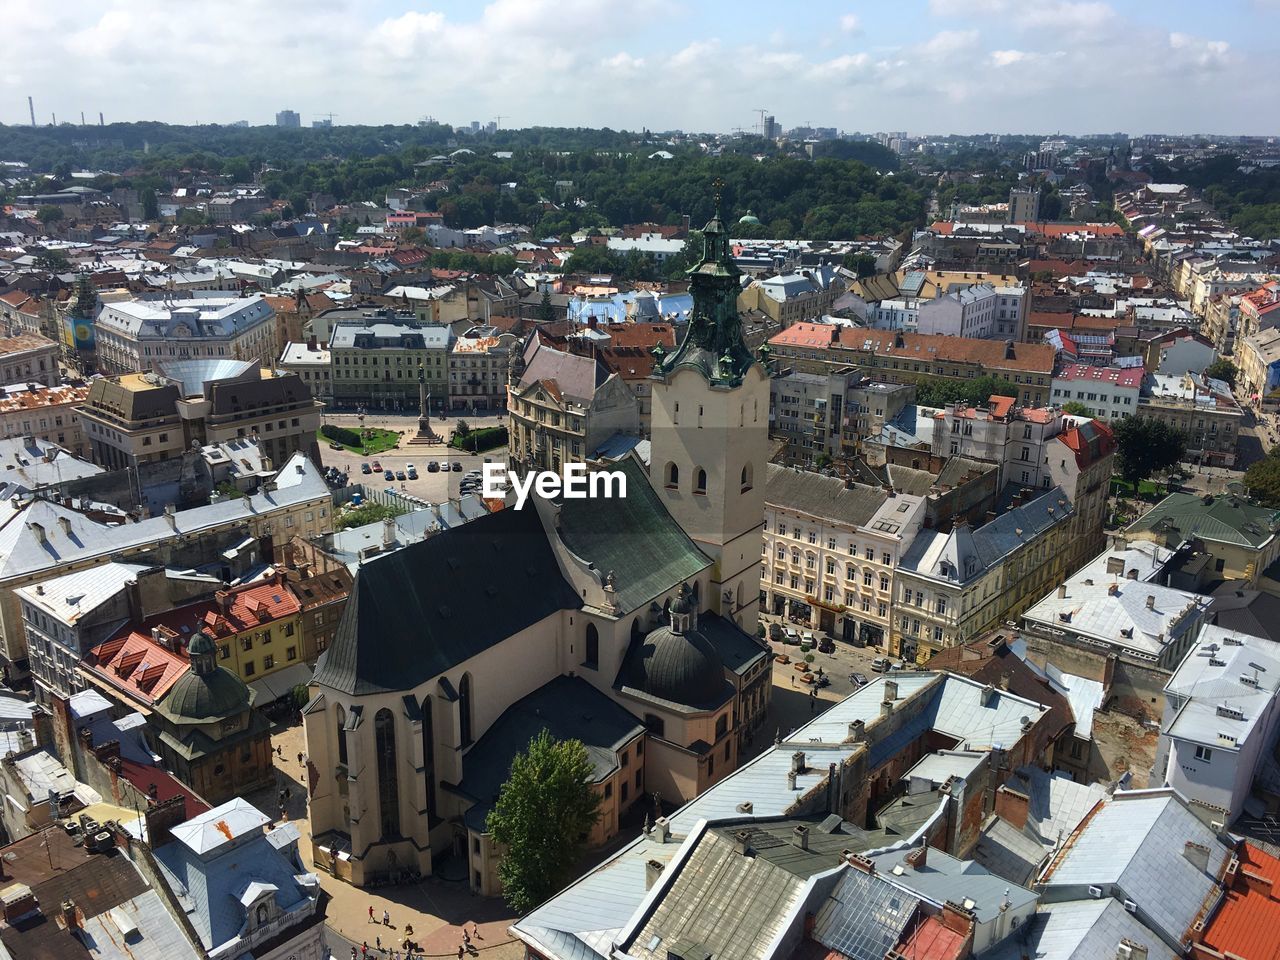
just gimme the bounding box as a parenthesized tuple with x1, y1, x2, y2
(187, 630, 216, 657)
(738, 213, 761, 225)
(161, 666, 253, 722)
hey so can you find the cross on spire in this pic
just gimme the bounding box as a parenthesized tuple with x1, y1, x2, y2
(712, 177, 725, 210)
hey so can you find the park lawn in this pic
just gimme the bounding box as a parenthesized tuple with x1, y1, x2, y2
(327, 427, 402, 456)
(1110, 477, 1167, 499)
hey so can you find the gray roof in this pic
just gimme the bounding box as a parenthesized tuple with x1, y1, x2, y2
(866, 847, 1037, 925)
(1128, 492, 1280, 548)
(330, 321, 452, 350)
(764, 464, 888, 526)
(812, 865, 920, 960)
(0, 436, 104, 490)
(1040, 791, 1230, 950)
(517, 338, 610, 404)
(982, 898, 1177, 960)
(1209, 580, 1280, 643)
(455, 675, 643, 833)
(1162, 623, 1280, 748)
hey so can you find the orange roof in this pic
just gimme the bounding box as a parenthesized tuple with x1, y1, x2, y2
(602, 322, 676, 349)
(769, 323, 1056, 374)
(86, 631, 190, 706)
(1200, 843, 1280, 960)
(894, 916, 968, 960)
(987, 395, 1015, 418)
(0, 291, 32, 309)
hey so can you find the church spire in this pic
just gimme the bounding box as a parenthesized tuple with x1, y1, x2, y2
(654, 180, 754, 386)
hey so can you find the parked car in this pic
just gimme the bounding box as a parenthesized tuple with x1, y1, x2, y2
(817, 638, 835, 654)
(384, 470, 395, 481)
(328, 441, 343, 451)
(371, 460, 382, 472)
(427, 461, 440, 473)
(813, 674, 830, 688)
(451, 461, 463, 472)
(850, 672, 869, 687)
(405, 463, 415, 474)
(395, 470, 406, 481)
(360, 462, 371, 475)
(407, 467, 418, 480)
(783, 628, 801, 645)
(438, 460, 451, 471)
(871, 656, 891, 673)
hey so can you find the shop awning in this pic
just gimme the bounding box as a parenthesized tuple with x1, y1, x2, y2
(248, 662, 315, 704)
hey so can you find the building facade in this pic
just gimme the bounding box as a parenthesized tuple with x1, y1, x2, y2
(95, 296, 278, 375)
(0, 333, 60, 387)
(0, 382, 89, 456)
(328, 311, 452, 408)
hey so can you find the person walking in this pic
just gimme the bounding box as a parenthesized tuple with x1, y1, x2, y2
(383, 909, 390, 926)
(369, 906, 375, 923)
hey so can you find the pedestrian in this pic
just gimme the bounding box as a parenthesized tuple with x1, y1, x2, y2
(464, 930, 471, 947)
(457, 947, 464, 959)
(351, 948, 357, 960)
(369, 905, 375, 923)
(361, 943, 368, 958)
(376, 935, 381, 951)
(298, 751, 304, 765)
(472, 923, 480, 939)
(383, 909, 390, 926)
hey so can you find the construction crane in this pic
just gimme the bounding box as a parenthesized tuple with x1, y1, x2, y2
(754, 108, 768, 137)
(314, 113, 338, 126)
(493, 115, 506, 130)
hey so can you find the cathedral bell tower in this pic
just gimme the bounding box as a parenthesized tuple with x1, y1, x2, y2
(649, 182, 769, 629)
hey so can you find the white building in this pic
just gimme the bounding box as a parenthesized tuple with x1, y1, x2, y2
(1050, 364, 1143, 421)
(95, 296, 278, 375)
(606, 233, 686, 263)
(1153, 624, 1280, 821)
(278, 338, 331, 401)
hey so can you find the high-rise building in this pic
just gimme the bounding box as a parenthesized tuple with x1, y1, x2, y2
(763, 115, 779, 139)
(275, 109, 301, 128)
(1008, 186, 1042, 223)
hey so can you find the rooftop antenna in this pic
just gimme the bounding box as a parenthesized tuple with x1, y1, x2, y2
(28, 95, 35, 127)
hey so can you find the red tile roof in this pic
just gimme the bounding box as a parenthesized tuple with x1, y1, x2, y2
(86, 632, 190, 706)
(893, 916, 968, 960)
(1055, 363, 1144, 389)
(1056, 419, 1117, 470)
(1200, 843, 1280, 960)
(118, 757, 211, 818)
(769, 323, 1056, 374)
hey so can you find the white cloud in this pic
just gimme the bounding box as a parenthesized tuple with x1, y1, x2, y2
(839, 13, 860, 33)
(989, 49, 1028, 67)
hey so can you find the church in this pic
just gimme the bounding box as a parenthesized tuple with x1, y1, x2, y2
(303, 198, 775, 893)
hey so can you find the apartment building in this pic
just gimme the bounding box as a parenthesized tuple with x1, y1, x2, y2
(1127, 492, 1280, 587)
(79, 359, 321, 470)
(449, 324, 518, 411)
(770, 367, 914, 463)
(1237, 326, 1280, 403)
(1050, 363, 1143, 420)
(930, 396, 1062, 489)
(328, 310, 453, 408)
(0, 333, 60, 387)
(762, 466, 926, 647)
(278, 337, 332, 402)
(739, 270, 840, 326)
(1138, 371, 1242, 467)
(768, 323, 1055, 406)
(915, 283, 1027, 341)
(892, 486, 1077, 663)
(0, 382, 89, 456)
(95, 296, 278, 374)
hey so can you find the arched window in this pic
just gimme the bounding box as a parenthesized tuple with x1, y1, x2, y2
(422, 696, 437, 823)
(740, 463, 753, 492)
(584, 624, 599, 668)
(256, 904, 269, 925)
(459, 674, 474, 747)
(665, 462, 679, 488)
(335, 704, 348, 767)
(374, 708, 401, 839)
(715, 714, 728, 739)
(694, 468, 707, 494)
(631, 618, 643, 643)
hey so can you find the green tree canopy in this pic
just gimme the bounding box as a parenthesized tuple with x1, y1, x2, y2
(140, 187, 159, 220)
(1113, 417, 1187, 485)
(36, 205, 64, 224)
(487, 730, 602, 912)
(563, 244, 620, 275)
(537, 290, 555, 323)
(1203, 358, 1238, 386)
(33, 248, 71, 272)
(1061, 400, 1092, 416)
(912, 375, 1021, 408)
(1244, 450, 1280, 508)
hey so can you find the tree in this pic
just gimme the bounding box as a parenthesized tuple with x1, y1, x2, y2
(1244, 451, 1280, 507)
(487, 730, 602, 912)
(563, 244, 620, 275)
(537, 290, 555, 323)
(912, 375, 1021, 408)
(841, 252, 878, 278)
(34, 248, 71, 273)
(37, 205, 64, 225)
(141, 187, 159, 220)
(1061, 400, 1092, 417)
(1112, 417, 1187, 485)
(1203, 358, 1238, 385)
(176, 207, 208, 226)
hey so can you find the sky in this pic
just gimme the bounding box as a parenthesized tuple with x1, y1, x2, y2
(3, 0, 1278, 135)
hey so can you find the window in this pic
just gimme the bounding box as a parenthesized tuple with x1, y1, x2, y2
(740, 463, 753, 492)
(336, 704, 348, 766)
(665, 462, 679, 488)
(287, 646, 297, 661)
(244, 660, 255, 676)
(375, 708, 401, 838)
(1194, 745, 1213, 763)
(263, 654, 274, 670)
(241, 636, 253, 652)
(694, 468, 707, 494)
(459, 673, 474, 746)
(219, 644, 230, 660)
(584, 624, 599, 668)
(865, 547, 874, 561)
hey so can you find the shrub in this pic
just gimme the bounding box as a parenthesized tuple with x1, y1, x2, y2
(321, 423, 361, 447)
(450, 425, 508, 452)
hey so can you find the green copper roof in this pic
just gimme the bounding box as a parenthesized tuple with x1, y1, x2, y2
(656, 194, 754, 386)
(557, 458, 710, 612)
(1127, 493, 1280, 548)
(157, 666, 253, 723)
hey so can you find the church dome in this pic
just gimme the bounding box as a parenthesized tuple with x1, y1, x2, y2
(162, 666, 253, 722)
(630, 624, 725, 707)
(738, 212, 760, 225)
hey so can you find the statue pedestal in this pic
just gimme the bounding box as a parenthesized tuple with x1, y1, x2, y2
(413, 416, 439, 443)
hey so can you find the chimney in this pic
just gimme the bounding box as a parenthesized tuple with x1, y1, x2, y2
(382, 516, 396, 548)
(884, 680, 899, 701)
(652, 817, 671, 843)
(792, 825, 809, 851)
(58, 516, 72, 536)
(905, 845, 928, 871)
(1117, 940, 1149, 960)
(1145, 594, 1156, 610)
(787, 770, 798, 789)
(995, 785, 1030, 829)
(847, 719, 866, 742)
(830, 325, 839, 344)
(215, 590, 233, 613)
(164, 503, 177, 529)
(981, 684, 996, 706)
(791, 751, 806, 774)
(61, 899, 79, 931)
(30, 522, 46, 544)
(645, 859, 665, 889)
(733, 829, 751, 856)
(1108, 582, 1120, 596)
(1183, 841, 1211, 874)
(1057, 583, 1067, 598)
(880, 699, 894, 717)
(308, 334, 318, 351)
